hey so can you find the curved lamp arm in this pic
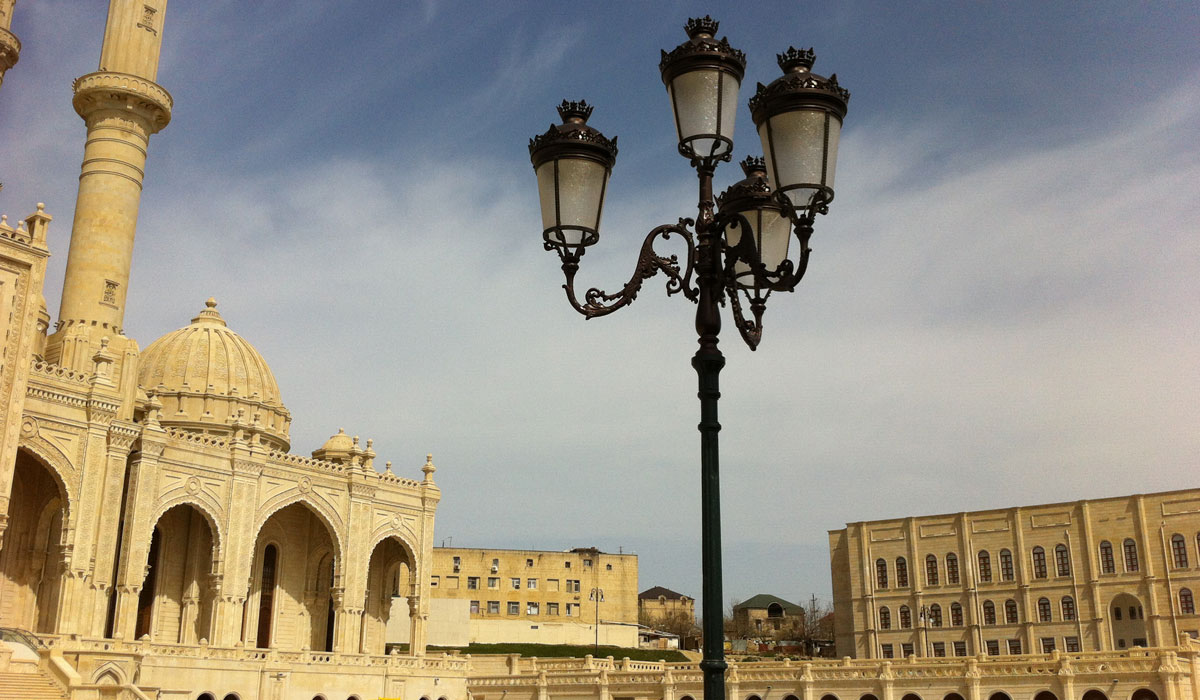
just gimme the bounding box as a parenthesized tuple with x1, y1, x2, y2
(557, 220, 699, 319)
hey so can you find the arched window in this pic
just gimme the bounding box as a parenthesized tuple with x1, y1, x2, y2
(257, 544, 279, 649)
(929, 603, 942, 627)
(876, 558, 888, 589)
(950, 602, 963, 626)
(1032, 546, 1047, 579)
(977, 550, 992, 582)
(1099, 541, 1115, 573)
(1055, 543, 1070, 576)
(999, 549, 1014, 581)
(1005, 599, 1019, 624)
(926, 554, 939, 585)
(1124, 538, 1139, 571)
(1061, 596, 1076, 621)
(982, 600, 996, 625)
(946, 553, 959, 584)
(1082, 691, 1108, 700)
(1037, 597, 1052, 622)
(1172, 534, 1188, 568)
(879, 606, 891, 629)
(896, 557, 909, 587)
(900, 605, 912, 629)
(1181, 588, 1195, 615)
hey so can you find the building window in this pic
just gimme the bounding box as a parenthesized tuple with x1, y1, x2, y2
(953, 641, 967, 657)
(899, 605, 912, 629)
(1038, 597, 1052, 622)
(527, 602, 539, 615)
(879, 607, 891, 630)
(1007, 639, 1022, 655)
(951, 602, 963, 627)
(511, 578, 521, 590)
(1113, 605, 1122, 620)
(932, 642, 946, 657)
(430, 576, 439, 588)
(1173, 534, 1189, 568)
(929, 604, 942, 627)
(453, 556, 461, 572)
(983, 600, 996, 625)
(526, 558, 534, 567)
(881, 643, 894, 659)
(564, 561, 571, 568)
(946, 552, 959, 584)
(547, 602, 559, 615)
(986, 639, 1000, 656)
(487, 577, 499, 589)
(896, 557, 909, 587)
(978, 550, 992, 582)
(901, 643, 914, 658)
(1181, 588, 1195, 615)
(1000, 549, 1014, 581)
(1055, 543, 1071, 576)
(566, 579, 580, 593)
(1065, 636, 1080, 652)
(507, 602, 520, 615)
(1041, 637, 1056, 653)
(527, 578, 537, 590)
(926, 554, 939, 585)
(467, 577, 479, 590)
(566, 603, 579, 616)
(492, 558, 499, 570)
(606, 563, 612, 570)
(1062, 596, 1076, 621)
(470, 600, 480, 614)
(876, 558, 888, 589)
(1032, 546, 1047, 579)
(1122, 538, 1140, 571)
(583, 559, 592, 568)
(487, 601, 500, 614)
(1005, 599, 1019, 624)
(1100, 540, 1115, 573)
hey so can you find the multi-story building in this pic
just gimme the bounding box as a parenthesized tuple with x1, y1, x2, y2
(829, 488, 1200, 659)
(413, 547, 639, 646)
(638, 586, 695, 626)
(732, 594, 805, 638)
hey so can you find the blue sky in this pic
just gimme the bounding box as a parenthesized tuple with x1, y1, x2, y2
(2, 2, 1198, 614)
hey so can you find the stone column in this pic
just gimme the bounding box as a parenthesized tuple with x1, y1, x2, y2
(110, 415, 165, 639)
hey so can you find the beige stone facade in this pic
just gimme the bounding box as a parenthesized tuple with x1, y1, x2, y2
(418, 547, 639, 647)
(0, 2, 464, 698)
(638, 586, 695, 626)
(830, 489, 1200, 661)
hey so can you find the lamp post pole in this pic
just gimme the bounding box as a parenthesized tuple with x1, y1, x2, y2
(528, 17, 849, 700)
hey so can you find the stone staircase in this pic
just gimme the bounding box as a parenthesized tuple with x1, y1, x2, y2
(0, 669, 67, 699)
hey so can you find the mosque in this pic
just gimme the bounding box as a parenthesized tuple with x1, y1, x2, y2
(0, 1, 464, 698)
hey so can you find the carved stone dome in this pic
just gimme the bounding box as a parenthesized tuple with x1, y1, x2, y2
(138, 299, 291, 450)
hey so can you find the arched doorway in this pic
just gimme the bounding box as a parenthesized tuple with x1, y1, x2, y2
(135, 504, 218, 643)
(1130, 690, 1159, 700)
(987, 693, 1012, 700)
(1110, 592, 1148, 649)
(1034, 692, 1058, 700)
(243, 502, 339, 651)
(945, 694, 966, 700)
(0, 449, 68, 633)
(361, 536, 415, 654)
(1081, 691, 1108, 700)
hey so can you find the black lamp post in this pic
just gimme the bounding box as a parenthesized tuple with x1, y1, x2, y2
(529, 17, 849, 700)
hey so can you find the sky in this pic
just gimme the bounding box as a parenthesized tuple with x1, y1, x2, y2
(1, 1, 1198, 615)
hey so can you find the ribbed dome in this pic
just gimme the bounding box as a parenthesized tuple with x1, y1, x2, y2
(138, 299, 291, 450)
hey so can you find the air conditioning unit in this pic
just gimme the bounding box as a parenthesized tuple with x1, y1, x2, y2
(491, 565, 498, 573)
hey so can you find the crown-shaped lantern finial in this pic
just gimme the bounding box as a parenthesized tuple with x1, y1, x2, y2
(739, 156, 766, 177)
(557, 99, 594, 124)
(778, 47, 816, 73)
(684, 16, 720, 39)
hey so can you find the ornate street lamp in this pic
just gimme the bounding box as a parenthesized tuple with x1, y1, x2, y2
(529, 17, 849, 700)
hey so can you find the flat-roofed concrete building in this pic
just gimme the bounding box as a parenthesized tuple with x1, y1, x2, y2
(829, 488, 1200, 659)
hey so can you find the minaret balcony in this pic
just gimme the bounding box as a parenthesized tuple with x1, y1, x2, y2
(72, 70, 173, 132)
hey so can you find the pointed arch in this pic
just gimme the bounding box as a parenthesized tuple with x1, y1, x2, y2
(254, 491, 345, 563)
(14, 442, 73, 528)
(148, 496, 225, 570)
(90, 660, 129, 686)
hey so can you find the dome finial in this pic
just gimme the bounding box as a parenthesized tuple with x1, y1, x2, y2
(206, 297, 217, 308)
(191, 297, 227, 326)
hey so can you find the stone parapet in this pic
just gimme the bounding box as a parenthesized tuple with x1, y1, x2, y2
(71, 70, 172, 132)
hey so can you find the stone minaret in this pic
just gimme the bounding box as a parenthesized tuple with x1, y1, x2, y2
(48, 0, 171, 376)
(0, 0, 20, 89)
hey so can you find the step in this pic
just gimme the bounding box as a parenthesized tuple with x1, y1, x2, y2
(0, 670, 66, 700)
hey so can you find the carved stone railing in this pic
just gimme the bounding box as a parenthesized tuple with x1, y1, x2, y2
(30, 359, 92, 385)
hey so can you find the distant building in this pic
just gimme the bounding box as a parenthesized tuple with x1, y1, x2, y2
(638, 586, 695, 625)
(829, 488, 1200, 659)
(395, 546, 638, 647)
(732, 594, 805, 637)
